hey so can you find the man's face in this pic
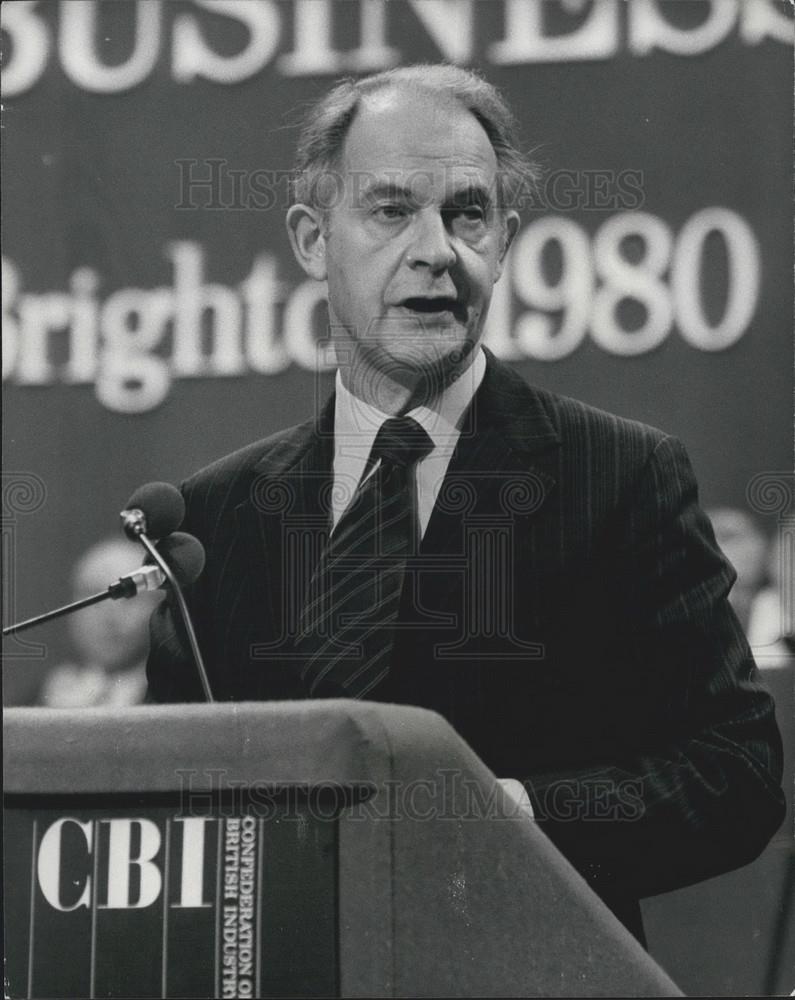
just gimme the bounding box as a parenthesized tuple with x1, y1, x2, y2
(318, 87, 517, 390)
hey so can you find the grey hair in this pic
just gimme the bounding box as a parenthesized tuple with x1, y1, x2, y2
(291, 63, 540, 214)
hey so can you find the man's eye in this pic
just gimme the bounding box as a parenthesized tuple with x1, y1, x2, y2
(461, 206, 485, 221)
(444, 206, 486, 226)
(372, 204, 407, 221)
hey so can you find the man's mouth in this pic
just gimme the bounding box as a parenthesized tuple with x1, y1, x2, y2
(398, 297, 464, 319)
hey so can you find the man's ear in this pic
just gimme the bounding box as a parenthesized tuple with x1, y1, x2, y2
(286, 204, 327, 280)
(494, 210, 520, 280)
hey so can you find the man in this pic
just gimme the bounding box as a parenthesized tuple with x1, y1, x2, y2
(40, 537, 161, 708)
(148, 65, 784, 941)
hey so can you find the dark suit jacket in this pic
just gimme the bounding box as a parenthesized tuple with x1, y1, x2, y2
(148, 350, 785, 940)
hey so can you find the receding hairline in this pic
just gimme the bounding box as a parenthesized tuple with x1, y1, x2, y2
(320, 75, 501, 168)
(291, 64, 539, 211)
(338, 84, 501, 171)
(354, 76, 487, 115)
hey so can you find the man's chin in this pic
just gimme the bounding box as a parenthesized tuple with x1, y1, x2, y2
(371, 335, 477, 390)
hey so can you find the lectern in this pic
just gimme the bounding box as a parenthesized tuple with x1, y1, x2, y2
(5, 701, 680, 997)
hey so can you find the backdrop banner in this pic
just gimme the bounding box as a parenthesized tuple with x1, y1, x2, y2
(2, 0, 792, 702)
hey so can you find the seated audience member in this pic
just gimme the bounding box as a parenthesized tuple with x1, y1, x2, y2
(748, 530, 794, 667)
(39, 538, 162, 708)
(707, 507, 768, 631)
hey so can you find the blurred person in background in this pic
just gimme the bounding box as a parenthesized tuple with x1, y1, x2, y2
(707, 507, 769, 632)
(748, 529, 795, 667)
(38, 537, 163, 708)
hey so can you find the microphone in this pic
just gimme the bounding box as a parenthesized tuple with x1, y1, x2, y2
(118, 482, 212, 702)
(107, 563, 165, 599)
(148, 531, 205, 588)
(128, 506, 214, 703)
(120, 482, 185, 541)
(107, 533, 205, 599)
(2, 532, 205, 636)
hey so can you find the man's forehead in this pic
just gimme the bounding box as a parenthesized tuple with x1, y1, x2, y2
(340, 86, 499, 186)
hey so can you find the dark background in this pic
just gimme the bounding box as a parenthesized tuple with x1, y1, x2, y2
(2, 2, 792, 695)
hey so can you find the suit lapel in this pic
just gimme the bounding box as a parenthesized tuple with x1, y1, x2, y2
(422, 350, 560, 556)
(237, 394, 335, 646)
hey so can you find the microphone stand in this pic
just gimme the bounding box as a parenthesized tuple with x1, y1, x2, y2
(3, 591, 121, 636)
(134, 533, 215, 704)
(2, 566, 164, 636)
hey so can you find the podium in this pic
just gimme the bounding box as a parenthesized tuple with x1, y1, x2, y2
(5, 701, 680, 997)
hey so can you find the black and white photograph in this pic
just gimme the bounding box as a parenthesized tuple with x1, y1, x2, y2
(2, 1, 793, 996)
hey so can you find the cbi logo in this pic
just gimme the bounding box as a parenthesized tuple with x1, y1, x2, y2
(36, 816, 212, 911)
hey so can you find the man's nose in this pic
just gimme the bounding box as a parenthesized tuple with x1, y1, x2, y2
(405, 209, 457, 273)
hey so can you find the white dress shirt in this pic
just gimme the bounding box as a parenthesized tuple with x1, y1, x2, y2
(331, 348, 487, 536)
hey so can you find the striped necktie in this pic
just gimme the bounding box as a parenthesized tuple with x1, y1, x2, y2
(295, 416, 434, 698)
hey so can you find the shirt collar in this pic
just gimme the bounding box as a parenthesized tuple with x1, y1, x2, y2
(334, 347, 487, 454)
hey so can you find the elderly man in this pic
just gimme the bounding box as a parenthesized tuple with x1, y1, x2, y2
(147, 65, 784, 941)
